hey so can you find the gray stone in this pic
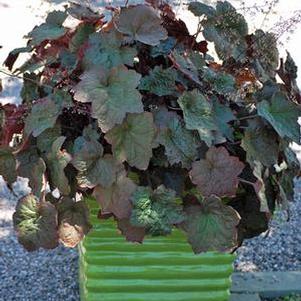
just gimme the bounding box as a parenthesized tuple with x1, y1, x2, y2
(232, 272, 301, 298)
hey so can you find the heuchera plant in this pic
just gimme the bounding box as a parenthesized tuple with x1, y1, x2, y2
(0, 1, 300, 253)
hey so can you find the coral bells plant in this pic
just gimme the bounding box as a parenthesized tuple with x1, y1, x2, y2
(0, 1, 300, 253)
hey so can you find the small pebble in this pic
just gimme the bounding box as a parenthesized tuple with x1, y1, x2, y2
(235, 178, 301, 272)
(0, 177, 79, 301)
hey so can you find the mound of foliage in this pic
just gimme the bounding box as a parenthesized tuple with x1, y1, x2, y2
(0, 1, 300, 253)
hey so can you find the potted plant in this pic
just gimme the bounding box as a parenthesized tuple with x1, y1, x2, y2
(1, 1, 300, 300)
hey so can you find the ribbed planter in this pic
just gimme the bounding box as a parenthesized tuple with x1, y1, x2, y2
(79, 198, 235, 301)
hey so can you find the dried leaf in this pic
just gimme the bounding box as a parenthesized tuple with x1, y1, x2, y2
(0, 104, 26, 146)
(251, 161, 270, 212)
(4, 47, 32, 71)
(57, 197, 92, 248)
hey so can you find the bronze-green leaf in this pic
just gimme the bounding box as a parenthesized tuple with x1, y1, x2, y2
(0, 147, 17, 186)
(105, 112, 156, 170)
(114, 5, 168, 46)
(130, 185, 185, 236)
(93, 171, 137, 219)
(180, 195, 240, 253)
(257, 92, 301, 144)
(26, 10, 67, 46)
(190, 146, 244, 197)
(83, 30, 137, 69)
(46, 136, 71, 195)
(154, 107, 199, 168)
(73, 65, 143, 132)
(178, 89, 217, 146)
(72, 127, 120, 188)
(16, 147, 46, 197)
(13, 194, 59, 251)
(241, 118, 279, 167)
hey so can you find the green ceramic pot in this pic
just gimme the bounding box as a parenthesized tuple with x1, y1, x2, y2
(79, 198, 235, 301)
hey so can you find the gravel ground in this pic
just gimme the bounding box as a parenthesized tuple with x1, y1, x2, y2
(235, 178, 301, 272)
(0, 178, 79, 301)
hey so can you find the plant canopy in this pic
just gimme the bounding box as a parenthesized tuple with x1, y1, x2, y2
(1, 0, 300, 254)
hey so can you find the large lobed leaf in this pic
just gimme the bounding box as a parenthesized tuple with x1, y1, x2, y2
(241, 118, 279, 167)
(24, 98, 61, 138)
(252, 30, 279, 77)
(190, 146, 244, 197)
(13, 195, 59, 251)
(180, 195, 240, 253)
(83, 30, 137, 70)
(67, 2, 101, 22)
(73, 66, 143, 133)
(190, 1, 248, 61)
(188, 2, 216, 17)
(154, 107, 199, 168)
(212, 98, 236, 141)
(93, 171, 137, 219)
(72, 126, 119, 188)
(202, 68, 236, 94)
(139, 66, 178, 96)
(130, 185, 185, 236)
(26, 11, 67, 46)
(105, 112, 156, 170)
(117, 219, 146, 243)
(114, 5, 168, 46)
(257, 92, 301, 144)
(178, 89, 217, 146)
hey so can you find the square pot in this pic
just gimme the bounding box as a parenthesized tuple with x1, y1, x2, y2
(79, 198, 235, 301)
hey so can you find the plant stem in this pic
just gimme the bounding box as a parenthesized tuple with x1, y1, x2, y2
(238, 177, 256, 186)
(0, 68, 53, 91)
(237, 115, 258, 121)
